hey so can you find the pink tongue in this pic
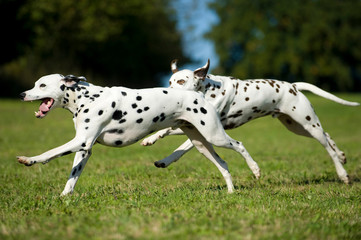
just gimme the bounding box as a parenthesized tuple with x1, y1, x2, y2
(39, 98, 51, 112)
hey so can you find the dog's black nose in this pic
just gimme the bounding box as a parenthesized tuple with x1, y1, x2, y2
(20, 92, 26, 100)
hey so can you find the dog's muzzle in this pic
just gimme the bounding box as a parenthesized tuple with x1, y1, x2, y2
(20, 92, 26, 101)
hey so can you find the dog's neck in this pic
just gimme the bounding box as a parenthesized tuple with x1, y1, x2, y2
(61, 83, 104, 117)
(198, 75, 223, 93)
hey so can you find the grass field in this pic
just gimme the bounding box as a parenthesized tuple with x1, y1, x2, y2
(1, 94, 361, 239)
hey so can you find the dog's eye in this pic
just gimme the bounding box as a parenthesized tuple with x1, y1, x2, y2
(40, 84, 46, 88)
(176, 79, 186, 85)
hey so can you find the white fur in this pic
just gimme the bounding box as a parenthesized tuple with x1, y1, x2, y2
(142, 60, 359, 184)
(18, 74, 261, 195)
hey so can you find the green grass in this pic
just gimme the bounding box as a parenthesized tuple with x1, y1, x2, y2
(1, 94, 361, 239)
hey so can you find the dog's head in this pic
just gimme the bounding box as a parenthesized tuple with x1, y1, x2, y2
(20, 74, 86, 118)
(168, 59, 210, 91)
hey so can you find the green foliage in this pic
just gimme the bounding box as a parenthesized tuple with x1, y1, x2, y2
(208, 0, 361, 91)
(1, 95, 361, 239)
(0, 0, 185, 97)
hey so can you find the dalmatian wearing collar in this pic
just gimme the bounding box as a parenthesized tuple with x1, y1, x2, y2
(17, 74, 264, 195)
(142, 59, 359, 184)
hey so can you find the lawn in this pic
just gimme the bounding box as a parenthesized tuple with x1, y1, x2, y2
(0, 94, 360, 239)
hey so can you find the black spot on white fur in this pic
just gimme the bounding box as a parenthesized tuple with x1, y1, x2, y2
(160, 113, 166, 121)
(200, 107, 207, 114)
(112, 110, 123, 120)
(62, 151, 72, 156)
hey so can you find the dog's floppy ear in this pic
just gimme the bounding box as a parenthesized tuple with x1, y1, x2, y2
(61, 75, 87, 87)
(171, 59, 179, 73)
(194, 59, 210, 80)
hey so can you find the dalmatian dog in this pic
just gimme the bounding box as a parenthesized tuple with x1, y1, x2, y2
(17, 74, 264, 195)
(142, 59, 359, 184)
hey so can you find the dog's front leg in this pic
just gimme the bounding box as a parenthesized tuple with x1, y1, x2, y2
(61, 150, 92, 196)
(154, 139, 194, 168)
(17, 136, 92, 166)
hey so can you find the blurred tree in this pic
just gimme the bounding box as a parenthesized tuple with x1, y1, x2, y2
(0, 0, 31, 65)
(207, 0, 361, 91)
(0, 0, 186, 97)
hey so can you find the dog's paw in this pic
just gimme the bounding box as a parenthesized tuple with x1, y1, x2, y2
(60, 190, 73, 197)
(141, 136, 159, 146)
(154, 161, 167, 168)
(17, 156, 35, 166)
(342, 175, 351, 185)
(250, 165, 261, 179)
(140, 140, 151, 146)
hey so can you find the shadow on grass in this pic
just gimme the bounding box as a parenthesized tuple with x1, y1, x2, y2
(296, 175, 360, 185)
(205, 182, 261, 192)
(205, 174, 360, 192)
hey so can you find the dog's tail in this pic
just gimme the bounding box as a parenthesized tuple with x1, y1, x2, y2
(294, 82, 359, 106)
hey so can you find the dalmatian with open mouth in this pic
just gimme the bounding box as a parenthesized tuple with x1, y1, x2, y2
(142, 59, 359, 184)
(18, 74, 263, 195)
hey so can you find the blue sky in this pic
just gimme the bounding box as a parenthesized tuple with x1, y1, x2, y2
(171, 0, 219, 70)
(160, 0, 219, 85)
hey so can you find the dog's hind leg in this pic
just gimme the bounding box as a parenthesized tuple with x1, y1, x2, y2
(306, 126, 349, 184)
(61, 150, 92, 196)
(277, 97, 349, 183)
(324, 132, 347, 165)
(154, 139, 194, 168)
(181, 123, 261, 180)
(182, 103, 261, 179)
(180, 127, 235, 193)
(221, 138, 261, 179)
(193, 127, 261, 179)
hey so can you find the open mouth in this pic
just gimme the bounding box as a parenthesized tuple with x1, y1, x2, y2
(35, 98, 54, 118)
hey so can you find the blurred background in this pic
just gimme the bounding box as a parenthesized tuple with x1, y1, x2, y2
(1, 0, 360, 98)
